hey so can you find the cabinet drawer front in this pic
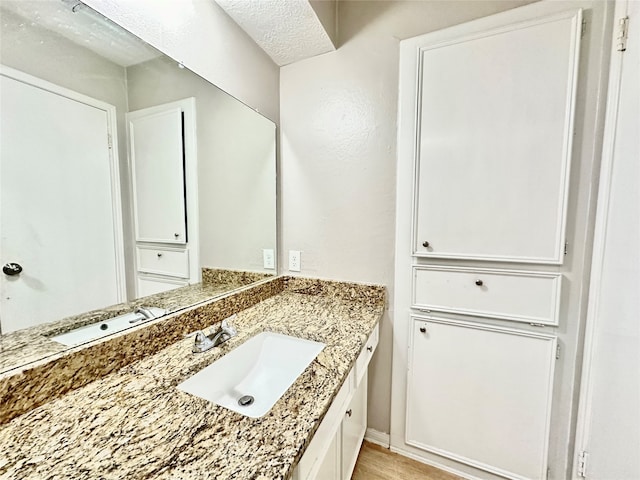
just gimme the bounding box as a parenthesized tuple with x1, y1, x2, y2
(355, 324, 379, 387)
(137, 247, 189, 278)
(412, 266, 561, 325)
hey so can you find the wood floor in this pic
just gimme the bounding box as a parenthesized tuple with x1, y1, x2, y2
(352, 441, 463, 480)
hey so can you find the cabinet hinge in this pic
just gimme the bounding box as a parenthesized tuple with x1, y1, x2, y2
(581, 19, 587, 37)
(107, 133, 113, 149)
(617, 16, 629, 52)
(564, 242, 569, 255)
(577, 450, 589, 477)
(556, 344, 561, 360)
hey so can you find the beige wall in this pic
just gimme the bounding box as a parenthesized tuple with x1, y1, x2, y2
(127, 56, 277, 274)
(84, 0, 279, 123)
(280, 0, 536, 435)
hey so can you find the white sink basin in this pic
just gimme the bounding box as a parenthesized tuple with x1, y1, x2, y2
(49, 307, 166, 346)
(177, 331, 325, 418)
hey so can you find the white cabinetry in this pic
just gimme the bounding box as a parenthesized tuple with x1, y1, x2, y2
(294, 324, 378, 480)
(129, 107, 186, 244)
(412, 10, 581, 265)
(407, 317, 556, 480)
(127, 98, 200, 297)
(393, 2, 612, 479)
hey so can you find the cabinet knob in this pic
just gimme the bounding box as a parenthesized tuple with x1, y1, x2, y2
(419, 327, 426, 333)
(174, 233, 180, 238)
(346, 409, 352, 417)
(3, 263, 22, 276)
(367, 346, 373, 352)
(157, 253, 163, 258)
(475, 279, 484, 286)
(422, 241, 430, 248)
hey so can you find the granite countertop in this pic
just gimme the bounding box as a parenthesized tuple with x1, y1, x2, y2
(0, 284, 384, 479)
(0, 269, 274, 374)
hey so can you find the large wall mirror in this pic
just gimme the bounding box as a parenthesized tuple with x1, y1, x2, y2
(0, 0, 277, 373)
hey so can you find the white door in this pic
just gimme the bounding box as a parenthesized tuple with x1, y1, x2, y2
(128, 107, 187, 244)
(574, 2, 639, 478)
(0, 69, 125, 333)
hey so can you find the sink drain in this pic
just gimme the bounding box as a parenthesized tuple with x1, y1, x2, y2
(238, 395, 254, 407)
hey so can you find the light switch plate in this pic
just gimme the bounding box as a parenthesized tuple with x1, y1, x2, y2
(263, 249, 275, 269)
(289, 250, 301, 272)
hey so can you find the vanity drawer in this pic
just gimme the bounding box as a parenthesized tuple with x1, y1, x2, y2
(412, 266, 561, 326)
(137, 246, 189, 278)
(355, 324, 379, 387)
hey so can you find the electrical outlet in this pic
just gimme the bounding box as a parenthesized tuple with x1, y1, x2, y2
(289, 250, 301, 272)
(262, 249, 275, 270)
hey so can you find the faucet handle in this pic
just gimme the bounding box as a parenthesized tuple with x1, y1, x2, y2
(221, 315, 237, 336)
(191, 330, 214, 353)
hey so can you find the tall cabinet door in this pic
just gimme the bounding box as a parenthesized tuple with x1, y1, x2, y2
(129, 107, 187, 244)
(413, 10, 582, 264)
(407, 317, 557, 480)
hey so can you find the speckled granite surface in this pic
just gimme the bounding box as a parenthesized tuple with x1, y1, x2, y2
(0, 280, 385, 480)
(201, 267, 275, 285)
(0, 270, 269, 374)
(0, 278, 284, 424)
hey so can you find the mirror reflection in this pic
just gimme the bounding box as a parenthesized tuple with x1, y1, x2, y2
(0, 0, 277, 372)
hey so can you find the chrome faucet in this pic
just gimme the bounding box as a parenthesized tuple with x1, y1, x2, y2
(192, 316, 237, 353)
(129, 306, 157, 324)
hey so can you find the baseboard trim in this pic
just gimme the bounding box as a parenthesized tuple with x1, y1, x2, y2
(389, 445, 483, 480)
(364, 428, 390, 448)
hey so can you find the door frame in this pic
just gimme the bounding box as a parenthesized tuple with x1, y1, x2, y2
(0, 64, 127, 306)
(572, 0, 634, 477)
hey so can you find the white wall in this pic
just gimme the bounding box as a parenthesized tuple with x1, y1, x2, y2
(280, 0, 537, 435)
(85, 0, 279, 123)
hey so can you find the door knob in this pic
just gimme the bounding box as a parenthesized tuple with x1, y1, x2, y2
(3, 263, 23, 276)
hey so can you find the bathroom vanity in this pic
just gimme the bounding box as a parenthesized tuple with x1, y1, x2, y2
(0, 277, 384, 479)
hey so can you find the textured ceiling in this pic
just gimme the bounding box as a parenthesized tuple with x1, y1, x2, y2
(0, 0, 161, 67)
(214, 0, 336, 67)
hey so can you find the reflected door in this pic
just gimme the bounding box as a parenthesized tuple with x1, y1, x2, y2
(0, 71, 125, 333)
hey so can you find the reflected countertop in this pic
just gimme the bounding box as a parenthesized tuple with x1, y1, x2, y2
(0, 269, 274, 374)
(0, 278, 385, 480)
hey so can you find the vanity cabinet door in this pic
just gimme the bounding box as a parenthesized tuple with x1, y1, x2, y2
(314, 430, 341, 480)
(412, 10, 582, 264)
(129, 106, 187, 244)
(406, 316, 556, 480)
(341, 373, 367, 480)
